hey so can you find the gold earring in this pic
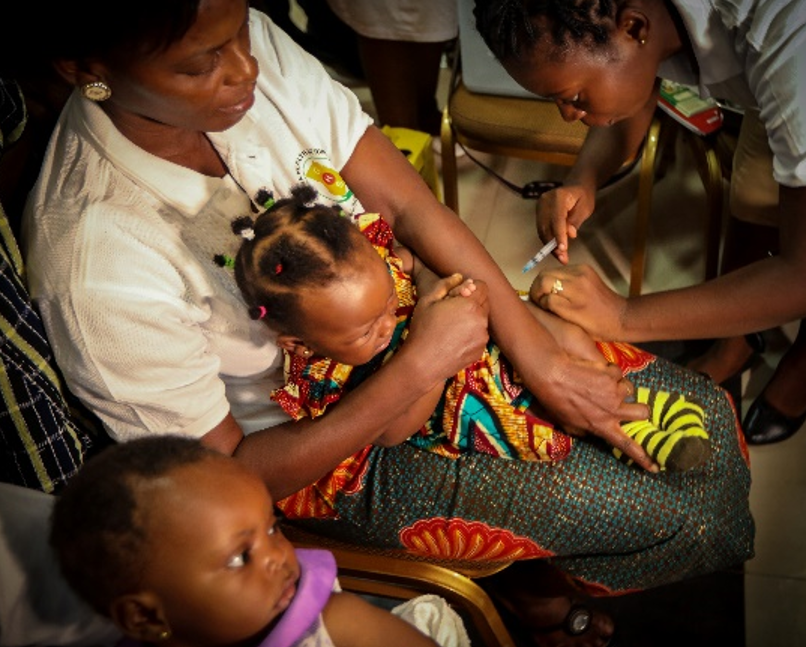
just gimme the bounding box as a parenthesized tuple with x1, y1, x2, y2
(158, 630, 171, 640)
(639, 38, 647, 46)
(81, 81, 112, 102)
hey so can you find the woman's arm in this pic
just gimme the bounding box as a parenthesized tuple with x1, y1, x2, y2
(360, 248, 486, 447)
(340, 126, 654, 470)
(534, 185, 806, 342)
(372, 381, 444, 447)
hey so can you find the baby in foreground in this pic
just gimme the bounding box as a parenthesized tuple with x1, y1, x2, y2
(49, 436, 462, 647)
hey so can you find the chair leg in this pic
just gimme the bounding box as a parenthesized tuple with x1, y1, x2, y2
(629, 115, 662, 297)
(440, 105, 459, 214)
(687, 133, 725, 281)
(654, 112, 678, 180)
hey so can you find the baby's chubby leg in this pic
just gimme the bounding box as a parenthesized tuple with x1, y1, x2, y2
(524, 299, 602, 363)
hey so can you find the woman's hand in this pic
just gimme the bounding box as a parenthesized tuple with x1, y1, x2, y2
(531, 264, 627, 340)
(535, 183, 596, 265)
(406, 272, 490, 385)
(521, 296, 655, 470)
(527, 350, 655, 470)
(373, 273, 488, 448)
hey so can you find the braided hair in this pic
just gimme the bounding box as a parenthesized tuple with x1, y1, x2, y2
(232, 183, 362, 333)
(473, 0, 618, 62)
(49, 436, 216, 615)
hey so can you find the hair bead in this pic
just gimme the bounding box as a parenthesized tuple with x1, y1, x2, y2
(231, 216, 256, 239)
(248, 305, 268, 320)
(213, 254, 235, 268)
(255, 189, 275, 210)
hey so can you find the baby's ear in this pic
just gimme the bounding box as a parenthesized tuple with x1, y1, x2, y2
(276, 333, 305, 354)
(110, 592, 171, 643)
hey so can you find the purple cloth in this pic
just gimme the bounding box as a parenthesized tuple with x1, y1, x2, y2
(262, 549, 337, 647)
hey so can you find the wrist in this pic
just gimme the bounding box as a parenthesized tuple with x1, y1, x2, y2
(394, 341, 449, 394)
(611, 297, 642, 342)
(565, 168, 598, 193)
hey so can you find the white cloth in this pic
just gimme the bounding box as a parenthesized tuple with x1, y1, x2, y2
(22, 9, 372, 440)
(658, 0, 806, 187)
(0, 484, 120, 647)
(392, 595, 471, 647)
(286, 615, 335, 647)
(326, 0, 458, 42)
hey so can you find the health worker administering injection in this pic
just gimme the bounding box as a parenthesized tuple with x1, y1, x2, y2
(473, 0, 806, 446)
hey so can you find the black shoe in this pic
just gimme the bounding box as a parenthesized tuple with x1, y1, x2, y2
(743, 394, 806, 445)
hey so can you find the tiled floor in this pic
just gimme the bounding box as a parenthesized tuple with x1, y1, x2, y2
(323, 53, 806, 647)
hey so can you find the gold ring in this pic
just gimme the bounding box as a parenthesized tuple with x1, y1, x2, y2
(551, 278, 564, 294)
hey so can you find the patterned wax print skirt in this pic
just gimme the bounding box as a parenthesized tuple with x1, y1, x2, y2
(277, 342, 754, 594)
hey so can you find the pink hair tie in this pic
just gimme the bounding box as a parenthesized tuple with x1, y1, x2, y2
(257, 306, 267, 319)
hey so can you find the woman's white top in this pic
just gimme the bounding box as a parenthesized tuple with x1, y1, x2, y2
(22, 10, 372, 440)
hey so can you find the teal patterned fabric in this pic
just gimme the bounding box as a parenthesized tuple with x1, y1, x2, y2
(288, 353, 754, 594)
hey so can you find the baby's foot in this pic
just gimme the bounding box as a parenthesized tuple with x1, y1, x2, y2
(616, 387, 711, 472)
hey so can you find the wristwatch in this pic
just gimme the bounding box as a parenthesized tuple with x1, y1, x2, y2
(564, 605, 592, 635)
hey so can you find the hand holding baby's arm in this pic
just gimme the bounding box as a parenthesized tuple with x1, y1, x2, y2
(373, 272, 489, 447)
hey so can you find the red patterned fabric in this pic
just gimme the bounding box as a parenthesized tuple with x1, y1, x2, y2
(399, 517, 554, 561)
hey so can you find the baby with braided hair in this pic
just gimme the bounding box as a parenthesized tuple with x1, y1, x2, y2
(220, 184, 710, 471)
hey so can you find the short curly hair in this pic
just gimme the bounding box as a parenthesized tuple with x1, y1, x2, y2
(49, 436, 217, 615)
(473, 0, 618, 62)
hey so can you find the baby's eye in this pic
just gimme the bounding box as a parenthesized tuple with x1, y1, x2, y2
(227, 549, 250, 568)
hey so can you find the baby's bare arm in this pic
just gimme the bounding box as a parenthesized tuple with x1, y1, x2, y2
(398, 243, 480, 301)
(323, 591, 439, 647)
